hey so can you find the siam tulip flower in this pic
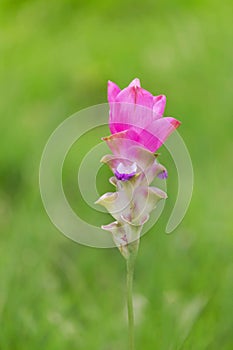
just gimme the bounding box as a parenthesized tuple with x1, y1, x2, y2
(96, 78, 180, 254)
(95, 78, 181, 350)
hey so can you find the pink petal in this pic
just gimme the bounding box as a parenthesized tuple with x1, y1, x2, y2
(153, 95, 166, 118)
(109, 102, 154, 134)
(115, 85, 154, 108)
(128, 78, 141, 88)
(132, 117, 181, 152)
(109, 80, 160, 134)
(105, 117, 181, 154)
(108, 80, 121, 102)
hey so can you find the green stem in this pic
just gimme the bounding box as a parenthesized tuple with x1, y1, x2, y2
(126, 246, 137, 350)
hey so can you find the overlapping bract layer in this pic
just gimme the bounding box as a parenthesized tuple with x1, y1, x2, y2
(96, 78, 180, 258)
(96, 143, 167, 258)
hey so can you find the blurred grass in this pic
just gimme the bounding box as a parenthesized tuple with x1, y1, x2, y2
(0, 0, 233, 349)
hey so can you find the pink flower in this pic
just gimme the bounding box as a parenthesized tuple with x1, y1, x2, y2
(96, 78, 181, 254)
(107, 78, 181, 153)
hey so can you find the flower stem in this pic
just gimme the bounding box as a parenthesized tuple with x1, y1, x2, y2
(126, 243, 138, 350)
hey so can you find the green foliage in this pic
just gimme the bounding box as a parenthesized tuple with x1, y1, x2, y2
(0, 0, 233, 349)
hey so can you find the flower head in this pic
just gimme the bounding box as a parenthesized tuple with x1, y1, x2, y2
(96, 78, 181, 257)
(107, 78, 181, 153)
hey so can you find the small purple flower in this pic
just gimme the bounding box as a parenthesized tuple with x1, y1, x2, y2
(157, 169, 168, 179)
(114, 162, 137, 181)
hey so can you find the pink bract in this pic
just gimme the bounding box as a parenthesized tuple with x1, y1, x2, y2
(107, 78, 181, 153)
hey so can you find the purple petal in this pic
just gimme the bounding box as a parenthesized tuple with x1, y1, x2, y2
(157, 169, 168, 179)
(114, 162, 137, 181)
(114, 171, 136, 181)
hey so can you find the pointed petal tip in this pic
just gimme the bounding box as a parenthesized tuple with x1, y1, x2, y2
(153, 94, 167, 117)
(100, 154, 113, 163)
(109, 176, 117, 187)
(101, 221, 119, 231)
(171, 118, 181, 128)
(157, 168, 168, 179)
(95, 192, 118, 205)
(107, 80, 119, 90)
(107, 80, 121, 102)
(153, 94, 166, 102)
(149, 187, 168, 199)
(128, 78, 141, 88)
(108, 79, 117, 86)
(102, 130, 128, 142)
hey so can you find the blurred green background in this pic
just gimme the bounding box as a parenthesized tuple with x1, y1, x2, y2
(1, 0, 233, 349)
